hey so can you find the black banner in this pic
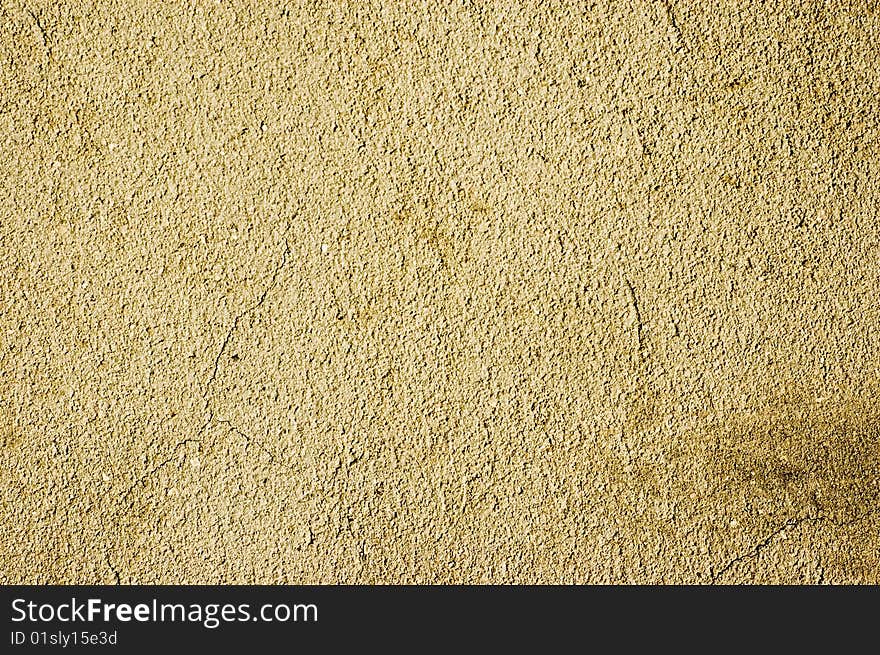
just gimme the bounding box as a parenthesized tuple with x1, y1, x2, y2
(0, 586, 872, 651)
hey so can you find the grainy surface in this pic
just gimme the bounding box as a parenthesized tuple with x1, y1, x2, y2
(1, 0, 879, 583)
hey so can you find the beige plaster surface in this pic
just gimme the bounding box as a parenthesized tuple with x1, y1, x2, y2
(1, 0, 879, 583)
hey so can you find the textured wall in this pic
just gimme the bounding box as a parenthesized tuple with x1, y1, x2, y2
(2, 0, 879, 583)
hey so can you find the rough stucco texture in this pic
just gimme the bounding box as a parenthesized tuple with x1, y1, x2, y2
(2, 0, 879, 584)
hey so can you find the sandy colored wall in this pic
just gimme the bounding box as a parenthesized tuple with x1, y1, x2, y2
(1, 0, 878, 583)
